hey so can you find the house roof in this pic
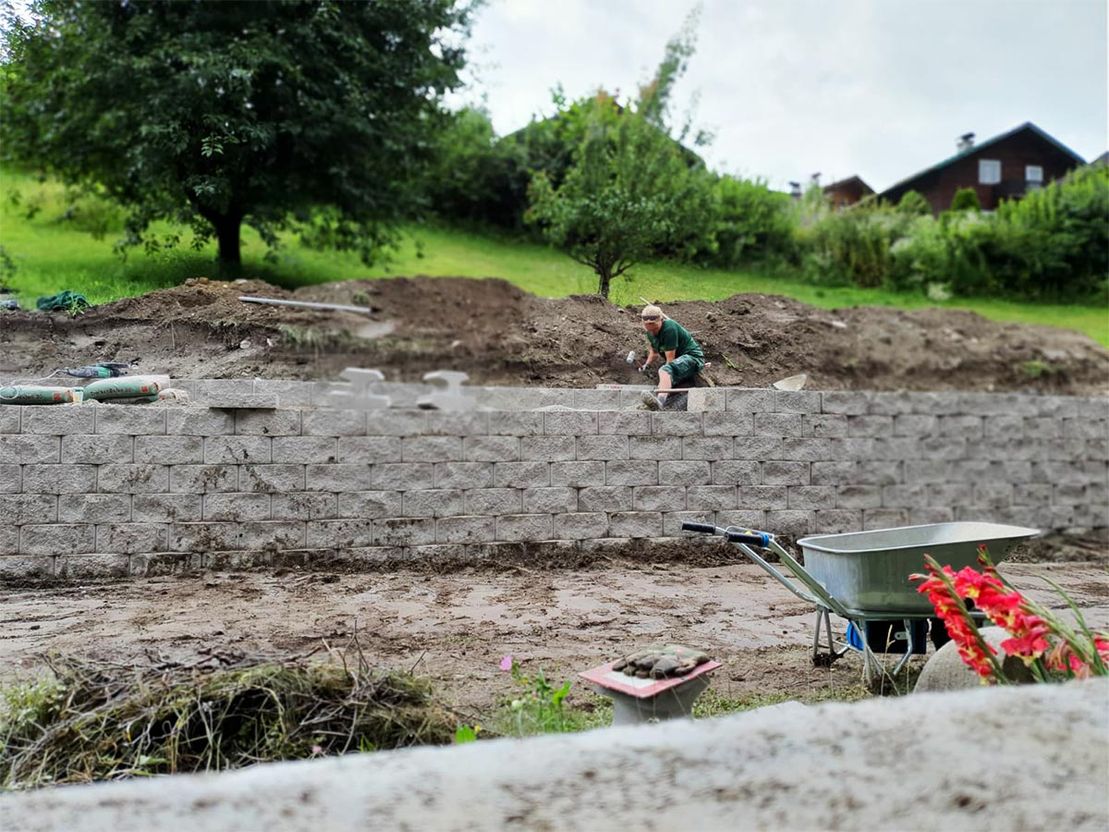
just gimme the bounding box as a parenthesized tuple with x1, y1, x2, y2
(823, 175, 874, 194)
(879, 122, 1087, 199)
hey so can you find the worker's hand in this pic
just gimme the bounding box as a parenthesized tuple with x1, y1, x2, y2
(612, 644, 710, 679)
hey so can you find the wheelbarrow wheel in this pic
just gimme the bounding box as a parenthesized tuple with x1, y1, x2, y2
(812, 652, 837, 668)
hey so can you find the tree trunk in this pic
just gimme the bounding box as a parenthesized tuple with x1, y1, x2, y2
(213, 214, 243, 278)
(597, 268, 612, 299)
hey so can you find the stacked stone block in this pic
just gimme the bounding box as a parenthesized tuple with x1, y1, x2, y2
(0, 387, 1105, 579)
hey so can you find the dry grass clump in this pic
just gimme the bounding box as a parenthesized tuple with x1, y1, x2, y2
(0, 651, 455, 790)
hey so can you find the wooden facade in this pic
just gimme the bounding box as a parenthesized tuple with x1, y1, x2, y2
(879, 123, 1085, 213)
(823, 175, 874, 209)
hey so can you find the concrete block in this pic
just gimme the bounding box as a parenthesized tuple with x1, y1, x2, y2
(0, 435, 60, 464)
(598, 411, 652, 435)
(465, 488, 522, 515)
(425, 412, 489, 436)
(633, 486, 680, 511)
(927, 483, 975, 508)
(810, 461, 855, 486)
(306, 464, 376, 492)
(372, 463, 435, 491)
(0, 525, 18, 554)
(203, 493, 271, 521)
(765, 509, 814, 535)
(605, 460, 659, 486)
(860, 508, 907, 530)
(663, 511, 715, 536)
(132, 494, 203, 523)
(549, 461, 604, 487)
(805, 414, 847, 438)
(1034, 396, 1080, 419)
(258, 380, 314, 407)
(521, 436, 577, 462)
(985, 414, 1025, 440)
(728, 389, 820, 414)
(876, 483, 923, 508)
(775, 438, 838, 462)
(1061, 418, 1108, 440)
(58, 494, 130, 524)
(239, 464, 306, 493)
(681, 436, 734, 460)
(0, 494, 57, 524)
(22, 406, 95, 435)
(494, 461, 551, 488)
(820, 392, 868, 415)
(847, 415, 893, 437)
(864, 392, 913, 416)
(811, 509, 861, 534)
(762, 461, 809, 485)
(739, 486, 788, 510)
(55, 554, 130, 579)
(0, 464, 18, 492)
(686, 388, 726, 412)
(401, 436, 463, 463)
(204, 436, 272, 464)
(973, 482, 1014, 509)
(651, 412, 702, 436)
(96, 523, 168, 554)
(788, 486, 836, 510)
(22, 464, 97, 494)
(917, 436, 967, 460)
(487, 412, 544, 436)
(754, 413, 804, 437)
(629, 436, 682, 460)
(402, 489, 464, 518)
(522, 487, 578, 513)
(133, 436, 203, 464)
(21, 523, 95, 555)
(272, 493, 338, 521)
(96, 464, 169, 494)
(462, 436, 519, 463)
(496, 513, 553, 542)
(333, 437, 400, 464)
(607, 511, 662, 538)
(578, 486, 634, 512)
(573, 390, 622, 410)
(893, 414, 938, 437)
(0, 407, 19, 433)
(235, 409, 301, 436)
(166, 408, 235, 436)
(434, 462, 495, 489)
(702, 412, 753, 437)
(275, 437, 339, 464)
(869, 438, 921, 461)
(910, 507, 954, 525)
(0, 553, 54, 575)
(169, 465, 238, 493)
(94, 405, 166, 435)
(715, 509, 767, 530)
(938, 415, 984, 440)
(711, 460, 760, 486)
(658, 461, 711, 486)
(1013, 483, 1053, 505)
(552, 512, 609, 539)
(1051, 484, 1086, 506)
(374, 518, 436, 546)
(732, 437, 784, 461)
(129, 552, 201, 577)
(436, 516, 497, 544)
(686, 486, 737, 511)
(366, 412, 429, 437)
(854, 461, 902, 486)
(307, 519, 376, 548)
(302, 409, 367, 436)
(544, 411, 598, 436)
(576, 436, 628, 460)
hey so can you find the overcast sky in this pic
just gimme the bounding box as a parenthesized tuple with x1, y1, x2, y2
(457, 0, 1108, 192)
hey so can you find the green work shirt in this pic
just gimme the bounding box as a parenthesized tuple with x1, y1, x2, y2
(645, 319, 704, 360)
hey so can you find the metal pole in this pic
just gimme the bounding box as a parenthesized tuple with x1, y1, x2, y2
(238, 296, 373, 315)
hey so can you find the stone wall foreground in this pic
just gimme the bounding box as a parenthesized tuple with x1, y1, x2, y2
(0, 385, 1105, 580)
(2, 678, 1105, 832)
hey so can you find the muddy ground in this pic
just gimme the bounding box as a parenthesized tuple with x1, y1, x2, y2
(1, 276, 1106, 394)
(2, 555, 1107, 719)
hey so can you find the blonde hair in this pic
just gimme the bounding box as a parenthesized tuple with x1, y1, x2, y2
(641, 304, 663, 318)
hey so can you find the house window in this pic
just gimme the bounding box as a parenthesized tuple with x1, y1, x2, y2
(1026, 165, 1043, 183)
(978, 159, 1001, 185)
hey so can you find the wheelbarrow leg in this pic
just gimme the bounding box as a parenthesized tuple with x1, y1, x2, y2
(812, 608, 843, 667)
(890, 619, 916, 676)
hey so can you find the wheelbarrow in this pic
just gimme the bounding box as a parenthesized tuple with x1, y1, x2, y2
(681, 521, 1040, 681)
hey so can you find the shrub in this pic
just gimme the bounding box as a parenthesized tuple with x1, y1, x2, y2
(950, 187, 981, 212)
(707, 175, 798, 267)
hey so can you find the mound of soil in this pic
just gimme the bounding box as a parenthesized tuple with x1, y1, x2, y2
(1, 276, 1105, 394)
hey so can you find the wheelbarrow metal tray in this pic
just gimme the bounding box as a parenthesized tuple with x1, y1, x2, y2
(796, 522, 1039, 614)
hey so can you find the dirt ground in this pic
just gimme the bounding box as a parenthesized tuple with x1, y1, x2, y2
(1, 276, 1106, 394)
(2, 554, 1106, 718)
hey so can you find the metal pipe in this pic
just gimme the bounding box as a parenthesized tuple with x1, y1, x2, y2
(238, 296, 373, 315)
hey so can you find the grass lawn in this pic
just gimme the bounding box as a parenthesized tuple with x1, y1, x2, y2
(2, 168, 1106, 345)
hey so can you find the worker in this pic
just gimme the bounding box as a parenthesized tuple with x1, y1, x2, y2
(637, 304, 704, 410)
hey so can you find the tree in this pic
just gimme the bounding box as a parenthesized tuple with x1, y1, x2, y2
(950, 187, 982, 212)
(1, 0, 474, 273)
(897, 190, 931, 216)
(524, 12, 714, 299)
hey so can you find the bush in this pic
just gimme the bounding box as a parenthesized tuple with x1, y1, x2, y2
(799, 202, 916, 287)
(707, 175, 797, 267)
(950, 187, 981, 212)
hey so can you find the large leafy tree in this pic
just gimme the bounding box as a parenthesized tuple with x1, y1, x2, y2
(525, 13, 714, 299)
(1, 0, 475, 272)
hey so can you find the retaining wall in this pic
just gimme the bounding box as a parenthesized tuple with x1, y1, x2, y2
(0, 385, 1105, 580)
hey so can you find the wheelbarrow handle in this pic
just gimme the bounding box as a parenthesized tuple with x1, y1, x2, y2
(680, 521, 718, 535)
(725, 528, 773, 548)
